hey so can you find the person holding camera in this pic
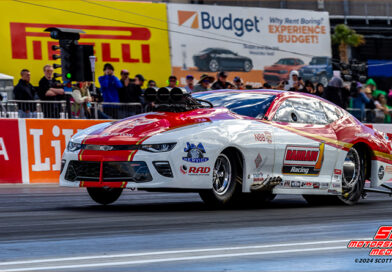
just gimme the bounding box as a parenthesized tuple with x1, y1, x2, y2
(71, 82, 92, 119)
(38, 64, 65, 118)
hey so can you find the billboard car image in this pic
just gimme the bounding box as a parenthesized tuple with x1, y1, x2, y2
(299, 56, 333, 86)
(263, 58, 305, 85)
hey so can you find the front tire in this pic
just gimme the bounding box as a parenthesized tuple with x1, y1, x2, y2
(244, 60, 253, 72)
(87, 187, 123, 205)
(199, 152, 240, 208)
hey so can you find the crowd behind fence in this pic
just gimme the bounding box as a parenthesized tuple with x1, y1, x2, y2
(1, 99, 392, 123)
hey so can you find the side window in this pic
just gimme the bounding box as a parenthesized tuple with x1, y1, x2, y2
(273, 100, 297, 122)
(322, 102, 342, 122)
(273, 98, 328, 124)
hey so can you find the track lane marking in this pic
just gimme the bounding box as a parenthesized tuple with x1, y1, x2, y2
(0, 238, 369, 268)
(1, 246, 347, 272)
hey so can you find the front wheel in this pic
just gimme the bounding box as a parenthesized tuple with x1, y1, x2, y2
(199, 152, 240, 208)
(209, 59, 220, 72)
(244, 60, 253, 72)
(87, 187, 123, 205)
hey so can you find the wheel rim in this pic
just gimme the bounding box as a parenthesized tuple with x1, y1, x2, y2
(209, 60, 219, 72)
(212, 154, 232, 195)
(342, 148, 360, 195)
(244, 61, 252, 71)
(321, 76, 328, 87)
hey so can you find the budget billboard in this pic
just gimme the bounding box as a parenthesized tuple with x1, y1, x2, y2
(167, 4, 331, 87)
(0, 0, 171, 87)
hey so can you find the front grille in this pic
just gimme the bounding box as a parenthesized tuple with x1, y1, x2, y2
(65, 161, 152, 182)
(103, 162, 152, 182)
(65, 161, 100, 181)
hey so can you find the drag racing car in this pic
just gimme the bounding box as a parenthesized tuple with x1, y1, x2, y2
(60, 87, 392, 207)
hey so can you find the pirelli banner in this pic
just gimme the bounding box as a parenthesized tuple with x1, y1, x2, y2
(167, 3, 331, 88)
(0, 0, 171, 87)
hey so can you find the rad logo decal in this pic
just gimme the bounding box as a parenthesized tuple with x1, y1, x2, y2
(183, 142, 209, 163)
(180, 165, 210, 176)
(177, 10, 262, 37)
(282, 143, 325, 176)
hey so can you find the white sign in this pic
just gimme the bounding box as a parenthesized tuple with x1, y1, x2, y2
(168, 4, 331, 87)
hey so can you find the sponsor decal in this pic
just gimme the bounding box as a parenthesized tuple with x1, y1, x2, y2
(101, 132, 133, 137)
(301, 181, 313, 189)
(347, 226, 392, 257)
(313, 182, 320, 189)
(180, 165, 211, 176)
(254, 153, 262, 169)
(182, 142, 209, 163)
(320, 182, 329, 189)
(291, 180, 301, 188)
(386, 165, 392, 174)
(252, 172, 264, 182)
(328, 189, 339, 195)
(334, 169, 342, 175)
(332, 182, 341, 188)
(282, 143, 325, 176)
(283, 180, 291, 188)
(378, 166, 385, 180)
(254, 131, 272, 144)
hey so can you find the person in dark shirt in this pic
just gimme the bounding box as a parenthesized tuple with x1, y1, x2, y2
(38, 65, 65, 118)
(118, 70, 143, 118)
(211, 71, 234, 90)
(322, 77, 348, 109)
(13, 69, 37, 117)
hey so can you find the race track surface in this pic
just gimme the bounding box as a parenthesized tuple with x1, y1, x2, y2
(0, 185, 392, 271)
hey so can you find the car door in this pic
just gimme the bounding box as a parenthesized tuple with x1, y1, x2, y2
(270, 97, 338, 186)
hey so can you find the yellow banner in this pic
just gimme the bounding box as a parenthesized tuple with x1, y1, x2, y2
(0, 0, 171, 87)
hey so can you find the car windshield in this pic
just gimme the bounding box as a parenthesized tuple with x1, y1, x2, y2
(193, 92, 276, 118)
(276, 59, 295, 65)
(310, 57, 328, 65)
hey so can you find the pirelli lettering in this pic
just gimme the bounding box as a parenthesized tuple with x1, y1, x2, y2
(282, 143, 325, 176)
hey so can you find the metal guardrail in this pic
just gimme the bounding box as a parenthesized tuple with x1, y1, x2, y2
(0, 100, 143, 119)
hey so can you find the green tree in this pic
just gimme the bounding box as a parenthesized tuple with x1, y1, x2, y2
(332, 24, 365, 63)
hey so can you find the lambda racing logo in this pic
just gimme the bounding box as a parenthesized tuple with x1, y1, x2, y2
(282, 143, 325, 176)
(177, 10, 262, 37)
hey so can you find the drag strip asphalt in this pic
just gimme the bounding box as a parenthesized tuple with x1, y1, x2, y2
(0, 185, 391, 271)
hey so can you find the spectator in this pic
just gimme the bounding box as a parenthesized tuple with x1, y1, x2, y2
(98, 63, 122, 119)
(233, 77, 244, 90)
(263, 83, 272, 89)
(351, 82, 370, 121)
(301, 80, 315, 94)
(211, 71, 234, 90)
(284, 70, 303, 91)
(184, 75, 194, 93)
(364, 87, 376, 123)
(38, 64, 65, 118)
(193, 74, 214, 92)
(375, 94, 392, 123)
(366, 78, 386, 98)
(315, 83, 324, 96)
(168, 75, 178, 88)
(71, 82, 92, 119)
(322, 77, 347, 109)
(147, 80, 157, 88)
(13, 69, 37, 118)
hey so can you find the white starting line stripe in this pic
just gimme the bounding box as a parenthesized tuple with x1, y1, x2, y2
(0, 238, 368, 272)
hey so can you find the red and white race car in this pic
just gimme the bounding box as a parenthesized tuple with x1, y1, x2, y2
(60, 88, 392, 207)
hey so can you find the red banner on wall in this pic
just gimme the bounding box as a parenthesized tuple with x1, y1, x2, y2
(0, 119, 22, 183)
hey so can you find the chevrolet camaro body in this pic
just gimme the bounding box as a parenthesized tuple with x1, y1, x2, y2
(60, 90, 392, 205)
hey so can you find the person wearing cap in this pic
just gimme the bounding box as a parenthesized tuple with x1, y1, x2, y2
(168, 75, 178, 88)
(211, 71, 234, 90)
(147, 80, 157, 88)
(193, 74, 214, 93)
(364, 87, 376, 122)
(233, 76, 244, 90)
(185, 75, 194, 93)
(98, 63, 122, 118)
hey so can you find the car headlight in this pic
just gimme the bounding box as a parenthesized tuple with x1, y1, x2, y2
(67, 141, 82, 152)
(140, 143, 176, 153)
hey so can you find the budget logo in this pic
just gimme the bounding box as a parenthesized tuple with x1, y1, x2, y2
(282, 143, 325, 176)
(178, 10, 199, 28)
(10, 22, 152, 63)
